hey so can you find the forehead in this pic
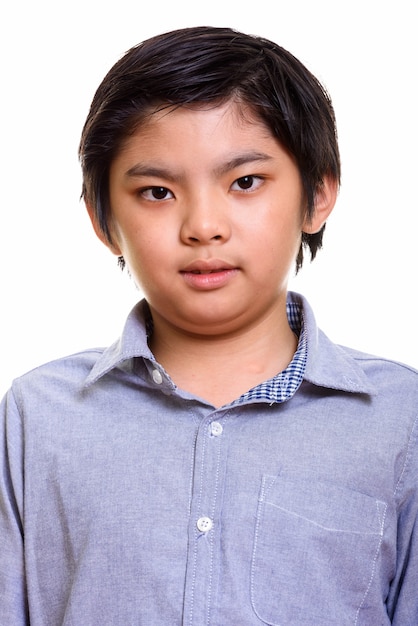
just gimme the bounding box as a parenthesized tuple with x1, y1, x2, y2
(118, 99, 276, 156)
(148, 99, 264, 125)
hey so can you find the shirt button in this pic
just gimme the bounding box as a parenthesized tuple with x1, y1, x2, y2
(210, 421, 223, 437)
(196, 516, 213, 532)
(152, 369, 163, 384)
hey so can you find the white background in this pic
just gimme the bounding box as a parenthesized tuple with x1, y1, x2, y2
(1, 0, 417, 394)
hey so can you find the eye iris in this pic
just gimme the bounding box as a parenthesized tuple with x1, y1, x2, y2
(238, 176, 253, 189)
(152, 187, 168, 199)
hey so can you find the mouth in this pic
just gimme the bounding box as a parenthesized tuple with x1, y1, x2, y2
(188, 269, 228, 274)
(181, 259, 236, 274)
(180, 260, 239, 289)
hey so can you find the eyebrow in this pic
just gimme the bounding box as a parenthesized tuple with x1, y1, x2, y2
(124, 151, 274, 181)
(125, 164, 180, 183)
(213, 151, 274, 176)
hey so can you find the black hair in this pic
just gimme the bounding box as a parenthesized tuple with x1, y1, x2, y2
(79, 26, 341, 271)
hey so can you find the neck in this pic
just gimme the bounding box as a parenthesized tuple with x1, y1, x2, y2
(148, 301, 298, 407)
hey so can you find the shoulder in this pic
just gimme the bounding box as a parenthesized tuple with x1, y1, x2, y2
(15, 348, 105, 383)
(338, 342, 418, 391)
(332, 342, 418, 441)
(305, 323, 418, 440)
(8, 348, 106, 409)
(291, 290, 418, 398)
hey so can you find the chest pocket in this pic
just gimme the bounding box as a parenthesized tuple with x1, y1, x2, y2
(250, 473, 387, 625)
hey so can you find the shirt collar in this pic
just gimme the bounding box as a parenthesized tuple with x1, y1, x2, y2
(84, 293, 376, 397)
(85, 300, 155, 387)
(291, 291, 376, 395)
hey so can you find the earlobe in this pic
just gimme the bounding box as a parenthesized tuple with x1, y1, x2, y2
(85, 202, 122, 256)
(302, 176, 338, 234)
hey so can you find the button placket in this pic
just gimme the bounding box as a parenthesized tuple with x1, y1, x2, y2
(184, 412, 227, 624)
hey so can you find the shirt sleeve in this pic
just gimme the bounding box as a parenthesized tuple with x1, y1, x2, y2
(0, 388, 29, 624)
(388, 414, 418, 625)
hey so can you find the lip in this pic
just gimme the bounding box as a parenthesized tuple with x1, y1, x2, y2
(180, 259, 239, 290)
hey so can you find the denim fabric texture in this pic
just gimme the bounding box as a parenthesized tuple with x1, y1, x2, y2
(1, 292, 417, 625)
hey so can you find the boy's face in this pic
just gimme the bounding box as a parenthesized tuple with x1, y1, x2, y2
(96, 101, 330, 338)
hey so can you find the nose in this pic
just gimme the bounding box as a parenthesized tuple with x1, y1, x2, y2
(180, 193, 231, 245)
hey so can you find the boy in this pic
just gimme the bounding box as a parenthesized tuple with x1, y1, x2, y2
(1, 26, 417, 625)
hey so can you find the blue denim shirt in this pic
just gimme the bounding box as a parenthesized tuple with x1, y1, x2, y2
(1, 292, 417, 625)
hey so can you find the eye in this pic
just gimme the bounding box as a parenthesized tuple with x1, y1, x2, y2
(140, 186, 174, 201)
(231, 175, 263, 192)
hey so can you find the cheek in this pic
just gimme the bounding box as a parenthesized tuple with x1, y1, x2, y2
(252, 210, 302, 267)
(122, 226, 175, 276)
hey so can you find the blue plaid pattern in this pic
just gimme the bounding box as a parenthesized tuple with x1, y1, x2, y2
(232, 301, 306, 405)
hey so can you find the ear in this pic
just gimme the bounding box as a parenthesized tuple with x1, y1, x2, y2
(302, 176, 338, 234)
(86, 202, 122, 256)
